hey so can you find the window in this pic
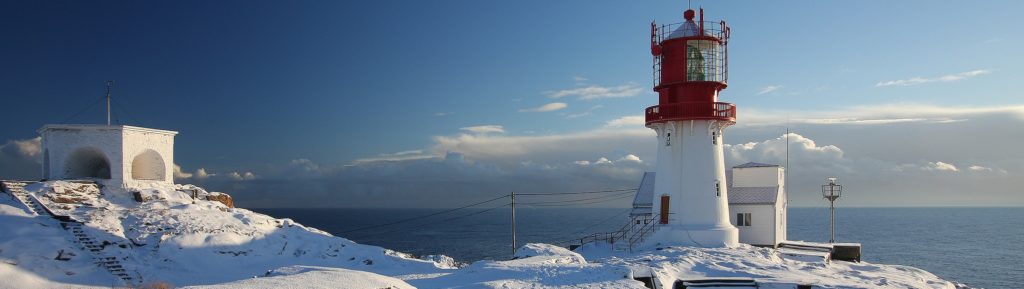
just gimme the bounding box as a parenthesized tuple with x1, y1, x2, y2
(712, 131, 717, 145)
(665, 132, 671, 146)
(715, 181, 721, 197)
(736, 213, 752, 226)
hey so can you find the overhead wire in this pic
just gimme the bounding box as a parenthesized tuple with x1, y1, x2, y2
(515, 188, 636, 196)
(520, 193, 637, 208)
(340, 194, 509, 234)
(439, 203, 510, 222)
(114, 99, 143, 126)
(517, 191, 636, 205)
(58, 95, 106, 124)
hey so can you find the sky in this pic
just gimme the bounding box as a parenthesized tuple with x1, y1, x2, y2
(2, 0, 1023, 208)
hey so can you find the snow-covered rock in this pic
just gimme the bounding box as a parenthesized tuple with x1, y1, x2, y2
(513, 243, 586, 265)
(2, 181, 453, 287)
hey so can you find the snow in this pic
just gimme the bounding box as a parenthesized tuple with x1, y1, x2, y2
(1, 181, 970, 288)
(0, 193, 121, 289)
(180, 266, 416, 289)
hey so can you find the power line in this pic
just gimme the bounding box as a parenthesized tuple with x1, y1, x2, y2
(517, 190, 636, 205)
(569, 208, 632, 237)
(516, 188, 636, 196)
(59, 95, 106, 124)
(114, 99, 142, 126)
(439, 203, 510, 222)
(340, 194, 509, 234)
(521, 193, 636, 207)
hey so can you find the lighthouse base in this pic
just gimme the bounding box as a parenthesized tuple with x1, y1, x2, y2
(645, 224, 739, 248)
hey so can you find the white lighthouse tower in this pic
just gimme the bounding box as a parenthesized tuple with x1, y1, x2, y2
(645, 8, 738, 247)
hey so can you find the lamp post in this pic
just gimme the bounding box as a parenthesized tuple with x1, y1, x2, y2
(822, 177, 842, 243)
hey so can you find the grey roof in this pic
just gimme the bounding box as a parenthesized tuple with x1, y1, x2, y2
(728, 186, 780, 205)
(726, 169, 779, 204)
(630, 172, 655, 216)
(667, 20, 702, 39)
(733, 162, 779, 168)
(631, 170, 779, 212)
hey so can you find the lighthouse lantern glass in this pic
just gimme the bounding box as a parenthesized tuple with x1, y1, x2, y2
(685, 39, 725, 82)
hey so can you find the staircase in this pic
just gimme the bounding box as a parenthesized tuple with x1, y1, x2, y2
(62, 222, 134, 282)
(2, 181, 137, 285)
(2, 181, 46, 215)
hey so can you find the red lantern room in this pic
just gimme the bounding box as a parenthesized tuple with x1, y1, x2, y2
(646, 8, 735, 125)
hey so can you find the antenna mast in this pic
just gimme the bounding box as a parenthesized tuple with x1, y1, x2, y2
(105, 80, 115, 125)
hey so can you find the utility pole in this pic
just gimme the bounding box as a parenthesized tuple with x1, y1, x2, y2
(822, 177, 842, 243)
(510, 191, 517, 258)
(105, 80, 115, 125)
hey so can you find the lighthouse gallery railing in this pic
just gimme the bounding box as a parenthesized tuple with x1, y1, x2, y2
(645, 102, 736, 124)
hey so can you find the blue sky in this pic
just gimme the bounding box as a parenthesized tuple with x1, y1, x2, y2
(2, 1, 1023, 207)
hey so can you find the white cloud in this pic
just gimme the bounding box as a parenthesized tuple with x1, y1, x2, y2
(594, 157, 612, 165)
(565, 105, 603, 119)
(173, 164, 193, 179)
(434, 112, 452, 117)
(352, 150, 439, 164)
(740, 103, 1024, 127)
(573, 76, 588, 82)
(573, 160, 591, 166)
(724, 133, 847, 172)
(924, 161, 959, 172)
(968, 165, 993, 172)
(876, 69, 990, 87)
(757, 85, 783, 95)
(547, 84, 644, 100)
(605, 115, 645, 128)
(195, 168, 213, 179)
(228, 171, 257, 181)
(460, 125, 505, 134)
(617, 154, 642, 163)
(519, 102, 568, 113)
(432, 125, 652, 165)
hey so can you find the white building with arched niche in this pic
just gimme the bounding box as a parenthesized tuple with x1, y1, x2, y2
(39, 124, 177, 187)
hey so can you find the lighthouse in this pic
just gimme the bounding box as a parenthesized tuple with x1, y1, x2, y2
(645, 8, 738, 247)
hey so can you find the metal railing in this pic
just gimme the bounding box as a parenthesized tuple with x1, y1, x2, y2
(645, 102, 736, 124)
(569, 214, 660, 252)
(654, 21, 730, 44)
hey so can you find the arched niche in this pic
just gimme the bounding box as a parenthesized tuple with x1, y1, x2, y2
(65, 147, 111, 179)
(131, 149, 166, 180)
(42, 149, 50, 179)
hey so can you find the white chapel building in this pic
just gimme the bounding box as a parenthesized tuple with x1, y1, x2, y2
(39, 124, 177, 187)
(631, 162, 788, 247)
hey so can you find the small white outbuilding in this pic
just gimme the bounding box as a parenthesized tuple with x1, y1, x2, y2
(39, 124, 177, 187)
(630, 162, 787, 247)
(726, 162, 787, 247)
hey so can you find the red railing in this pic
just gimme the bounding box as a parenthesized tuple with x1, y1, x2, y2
(645, 102, 736, 124)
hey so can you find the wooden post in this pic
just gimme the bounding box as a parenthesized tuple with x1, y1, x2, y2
(510, 191, 516, 258)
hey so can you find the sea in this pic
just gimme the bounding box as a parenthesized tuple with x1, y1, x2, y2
(251, 207, 1024, 289)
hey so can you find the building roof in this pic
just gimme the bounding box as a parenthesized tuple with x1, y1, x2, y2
(728, 186, 780, 205)
(725, 170, 779, 204)
(733, 162, 779, 168)
(667, 20, 702, 39)
(630, 172, 655, 216)
(631, 170, 780, 212)
(39, 124, 178, 135)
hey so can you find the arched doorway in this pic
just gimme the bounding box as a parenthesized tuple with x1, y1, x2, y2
(131, 149, 166, 180)
(65, 147, 111, 179)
